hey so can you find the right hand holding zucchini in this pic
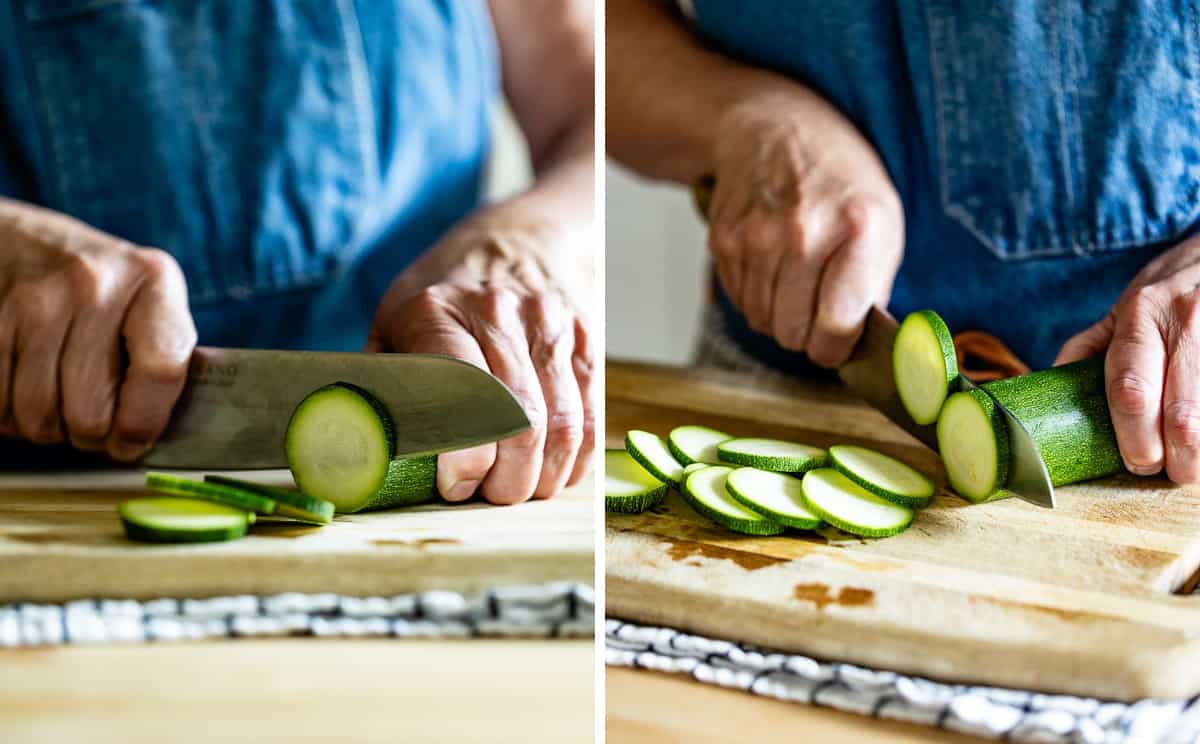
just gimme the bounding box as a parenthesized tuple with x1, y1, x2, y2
(705, 88, 905, 367)
(0, 199, 196, 461)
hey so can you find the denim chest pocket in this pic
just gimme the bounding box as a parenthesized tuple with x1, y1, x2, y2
(922, 0, 1200, 260)
(18, 0, 376, 304)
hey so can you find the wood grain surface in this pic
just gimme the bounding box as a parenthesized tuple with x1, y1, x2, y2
(0, 470, 593, 601)
(0, 639, 593, 743)
(607, 668, 985, 744)
(606, 360, 1200, 701)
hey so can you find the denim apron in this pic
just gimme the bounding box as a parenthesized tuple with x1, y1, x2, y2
(0, 0, 498, 350)
(688, 1, 1200, 371)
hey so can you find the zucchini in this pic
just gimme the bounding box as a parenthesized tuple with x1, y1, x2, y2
(625, 430, 685, 486)
(893, 310, 958, 425)
(667, 425, 732, 466)
(285, 382, 436, 513)
(938, 356, 1122, 502)
(119, 497, 252, 543)
(717, 437, 827, 473)
(606, 448, 668, 513)
(204, 475, 335, 525)
(937, 389, 1010, 503)
(144, 472, 276, 515)
(725, 467, 822, 529)
(680, 465, 784, 536)
(801, 468, 914, 538)
(981, 357, 1121, 487)
(827, 444, 934, 509)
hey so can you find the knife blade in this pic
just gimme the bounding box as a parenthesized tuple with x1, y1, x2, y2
(836, 309, 1056, 509)
(142, 347, 531, 469)
(691, 176, 1055, 508)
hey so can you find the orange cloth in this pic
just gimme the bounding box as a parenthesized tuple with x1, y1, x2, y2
(954, 330, 1030, 382)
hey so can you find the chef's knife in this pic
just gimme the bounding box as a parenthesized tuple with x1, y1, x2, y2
(143, 347, 531, 469)
(692, 177, 1055, 508)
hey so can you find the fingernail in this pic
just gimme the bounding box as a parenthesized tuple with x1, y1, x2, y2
(112, 439, 150, 462)
(447, 480, 480, 502)
(1128, 463, 1161, 476)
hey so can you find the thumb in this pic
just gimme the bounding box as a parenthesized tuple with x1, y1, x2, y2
(1055, 313, 1116, 366)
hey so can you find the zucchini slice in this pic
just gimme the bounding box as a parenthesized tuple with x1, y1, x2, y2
(667, 425, 733, 466)
(606, 448, 668, 513)
(801, 468, 914, 538)
(680, 465, 784, 536)
(717, 437, 827, 473)
(936, 389, 1010, 503)
(725, 467, 822, 529)
(144, 472, 276, 515)
(119, 497, 252, 544)
(893, 310, 958, 425)
(827, 444, 935, 509)
(204, 475, 335, 525)
(285, 382, 436, 513)
(625, 430, 685, 486)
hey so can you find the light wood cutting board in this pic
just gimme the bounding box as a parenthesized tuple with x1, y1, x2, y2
(606, 360, 1200, 701)
(0, 469, 592, 601)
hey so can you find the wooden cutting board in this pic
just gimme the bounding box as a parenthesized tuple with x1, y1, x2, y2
(0, 469, 592, 602)
(606, 360, 1200, 701)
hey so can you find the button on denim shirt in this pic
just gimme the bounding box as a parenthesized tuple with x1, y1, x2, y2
(689, 1, 1200, 371)
(0, 0, 498, 350)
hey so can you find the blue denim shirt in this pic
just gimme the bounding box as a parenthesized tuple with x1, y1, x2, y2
(690, 1, 1200, 371)
(0, 0, 498, 350)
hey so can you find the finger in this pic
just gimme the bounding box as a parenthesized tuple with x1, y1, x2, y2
(770, 210, 833, 352)
(470, 289, 546, 505)
(1163, 291, 1200, 484)
(567, 317, 596, 487)
(378, 289, 498, 502)
(11, 293, 69, 444)
(105, 250, 196, 461)
(60, 281, 124, 451)
(0, 307, 16, 438)
(806, 207, 890, 367)
(738, 213, 784, 334)
(708, 225, 743, 304)
(524, 296, 583, 500)
(1055, 313, 1115, 366)
(1105, 287, 1167, 476)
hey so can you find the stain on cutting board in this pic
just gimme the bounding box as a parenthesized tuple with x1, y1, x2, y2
(793, 582, 875, 609)
(663, 538, 787, 571)
(370, 537, 461, 548)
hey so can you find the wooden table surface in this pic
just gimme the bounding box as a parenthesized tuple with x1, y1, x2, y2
(607, 668, 984, 743)
(0, 638, 594, 743)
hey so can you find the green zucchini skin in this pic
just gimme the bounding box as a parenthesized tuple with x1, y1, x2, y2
(144, 473, 276, 515)
(204, 475, 335, 525)
(981, 356, 1122, 488)
(347, 456, 439, 513)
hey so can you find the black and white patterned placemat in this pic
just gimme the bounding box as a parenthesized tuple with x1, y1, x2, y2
(606, 618, 1200, 743)
(0, 583, 592, 646)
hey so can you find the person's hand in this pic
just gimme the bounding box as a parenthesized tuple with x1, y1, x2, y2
(707, 89, 904, 366)
(1056, 237, 1200, 484)
(366, 212, 594, 505)
(0, 199, 196, 460)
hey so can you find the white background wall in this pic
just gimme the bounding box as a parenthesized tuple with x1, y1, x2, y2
(605, 164, 708, 364)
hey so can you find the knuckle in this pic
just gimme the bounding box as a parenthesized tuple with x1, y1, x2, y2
(132, 351, 188, 386)
(17, 411, 62, 445)
(1125, 284, 1163, 318)
(839, 196, 879, 241)
(64, 254, 105, 307)
(545, 413, 584, 452)
(708, 226, 738, 259)
(480, 287, 519, 326)
(66, 412, 111, 442)
(1108, 374, 1156, 417)
(1165, 400, 1200, 449)
(1174, 292, 1200, 329)
(131, 247, 180, 283)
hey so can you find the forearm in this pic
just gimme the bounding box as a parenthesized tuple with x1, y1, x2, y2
(606, 0, 832, 184)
